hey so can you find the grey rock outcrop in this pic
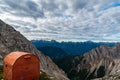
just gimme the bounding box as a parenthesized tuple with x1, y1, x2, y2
(56, 44, 120, 80)
(82, 45, 120, 79)
(0, 19, 69, 80)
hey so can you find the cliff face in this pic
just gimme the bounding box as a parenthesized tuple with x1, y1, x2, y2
(82, 45, 120, 79)
(56, 45, 120, 80)
(0, 20, 69, 80)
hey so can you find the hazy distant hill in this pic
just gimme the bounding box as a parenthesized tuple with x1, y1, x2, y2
(31, 40, 116, 59)
(37, 46, 69, 60)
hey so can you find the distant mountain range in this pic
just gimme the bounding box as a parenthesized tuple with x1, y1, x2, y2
(31, 40, 120, 80)
(37, 46, 69, 59)
(31, 40, 116, 59)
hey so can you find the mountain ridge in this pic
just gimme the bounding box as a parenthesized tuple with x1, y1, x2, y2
(31, 40, 116, 59)
(0, 19, 69, 80)
(55, 44, 120, 80)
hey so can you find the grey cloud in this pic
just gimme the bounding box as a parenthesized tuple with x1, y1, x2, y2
(3, 0, 44, 18)
(6, 19, 36, 28)
(72, 0, 88, 10)
(40, 0, 58, 12)
(26, 1, 38, 12)
(1, 0, 120, 42)
(39, 0, 67, 17)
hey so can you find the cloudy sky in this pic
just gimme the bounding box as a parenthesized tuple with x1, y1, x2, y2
(0, 0, 120, 42)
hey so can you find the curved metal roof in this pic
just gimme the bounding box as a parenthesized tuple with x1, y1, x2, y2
(4, 51, 31, 66)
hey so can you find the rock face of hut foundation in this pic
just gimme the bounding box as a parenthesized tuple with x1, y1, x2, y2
(4, 51, 40, 80)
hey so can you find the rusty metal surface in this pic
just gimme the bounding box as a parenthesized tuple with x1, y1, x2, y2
(3, 51, 40, 80)
(4, 51, 28, 66)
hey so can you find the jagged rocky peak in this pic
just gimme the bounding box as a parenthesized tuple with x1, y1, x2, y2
(0, 19, 5, 27)
(111, 43, 120, 57)
(84, 45, 111, 61)
(0, 19, 69, 80)
(56, 44, 120, 80)
(82, 45, 120, 78)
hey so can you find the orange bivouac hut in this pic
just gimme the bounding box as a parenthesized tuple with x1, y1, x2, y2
(3, 51, 40, 80)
